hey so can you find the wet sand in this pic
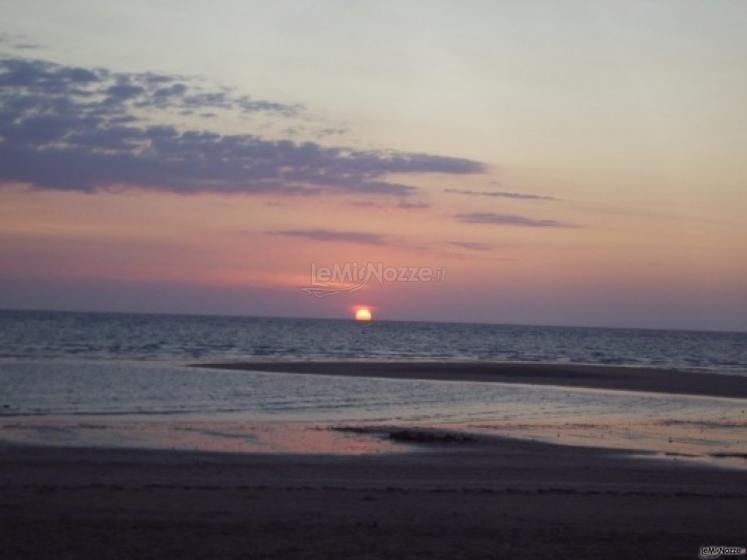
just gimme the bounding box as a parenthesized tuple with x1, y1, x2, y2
(5, 363, 747, 558)
(194, 361, 747, 399)
(2, 435, 746, 559)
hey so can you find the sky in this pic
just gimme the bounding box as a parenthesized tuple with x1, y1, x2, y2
(1, 0, 746, 330)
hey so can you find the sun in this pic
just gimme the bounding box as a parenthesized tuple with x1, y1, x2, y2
(354, 308, 373, 321)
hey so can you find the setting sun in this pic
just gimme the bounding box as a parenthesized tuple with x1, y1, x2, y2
(354, 308, 373, 321)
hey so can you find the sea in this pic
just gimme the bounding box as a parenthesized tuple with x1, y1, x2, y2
(1, 309, 746, 461)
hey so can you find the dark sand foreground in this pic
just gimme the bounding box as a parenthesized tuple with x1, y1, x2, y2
(2, 434, 746, 559)
(194, 361, 747, 399)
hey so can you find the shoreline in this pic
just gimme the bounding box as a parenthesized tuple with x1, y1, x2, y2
(191, 360, 747, 400)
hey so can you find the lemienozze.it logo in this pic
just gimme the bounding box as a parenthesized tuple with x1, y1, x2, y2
(302, 262, 447, 297)
(698, 546, 746, 560)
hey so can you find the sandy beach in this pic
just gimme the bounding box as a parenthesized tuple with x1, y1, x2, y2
(2, 432, 746, 560)
(2, 360, 746, 558)
(195, 361, 747, 400)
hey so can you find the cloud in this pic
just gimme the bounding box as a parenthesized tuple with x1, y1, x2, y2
(270, 229, 390, 245)
(396, 200, 430, 210)
(349, 199, 430, 210)
(13, 43, 43, 50)
(448, 241, 493, 251)
(444, 188, 558, 201)
(454, 212, 574, 228)
(0, 33, 43, 50)
(0, 57, 485, 197)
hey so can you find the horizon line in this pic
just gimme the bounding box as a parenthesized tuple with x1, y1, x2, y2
(1, 306, 745, 335)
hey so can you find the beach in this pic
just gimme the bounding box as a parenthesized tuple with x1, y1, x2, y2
(2, 315, 747, 559)
(1, 361, 746, 559)
(2, 433, 746, 560)
(196, 360, 747, 400)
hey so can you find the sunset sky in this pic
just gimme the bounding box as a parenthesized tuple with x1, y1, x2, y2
(1, 0, 746, 330)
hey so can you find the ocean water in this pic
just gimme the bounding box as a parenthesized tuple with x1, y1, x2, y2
(1, 309, 746, 371)
(0, 309, 745, 460)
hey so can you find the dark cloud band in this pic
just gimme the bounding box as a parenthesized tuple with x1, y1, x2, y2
(455, 212, 574, 228)
(445, 188, 558, 201)
(0, 57, 484, 196)
(270, 229, 390, 245)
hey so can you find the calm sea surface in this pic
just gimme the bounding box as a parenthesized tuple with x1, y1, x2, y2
(1, 309, 746, 370)
(1, 309, 745, 459)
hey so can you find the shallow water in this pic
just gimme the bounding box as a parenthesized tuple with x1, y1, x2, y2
(1, 359, 745, 466)
(2, 310, 746, 464)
